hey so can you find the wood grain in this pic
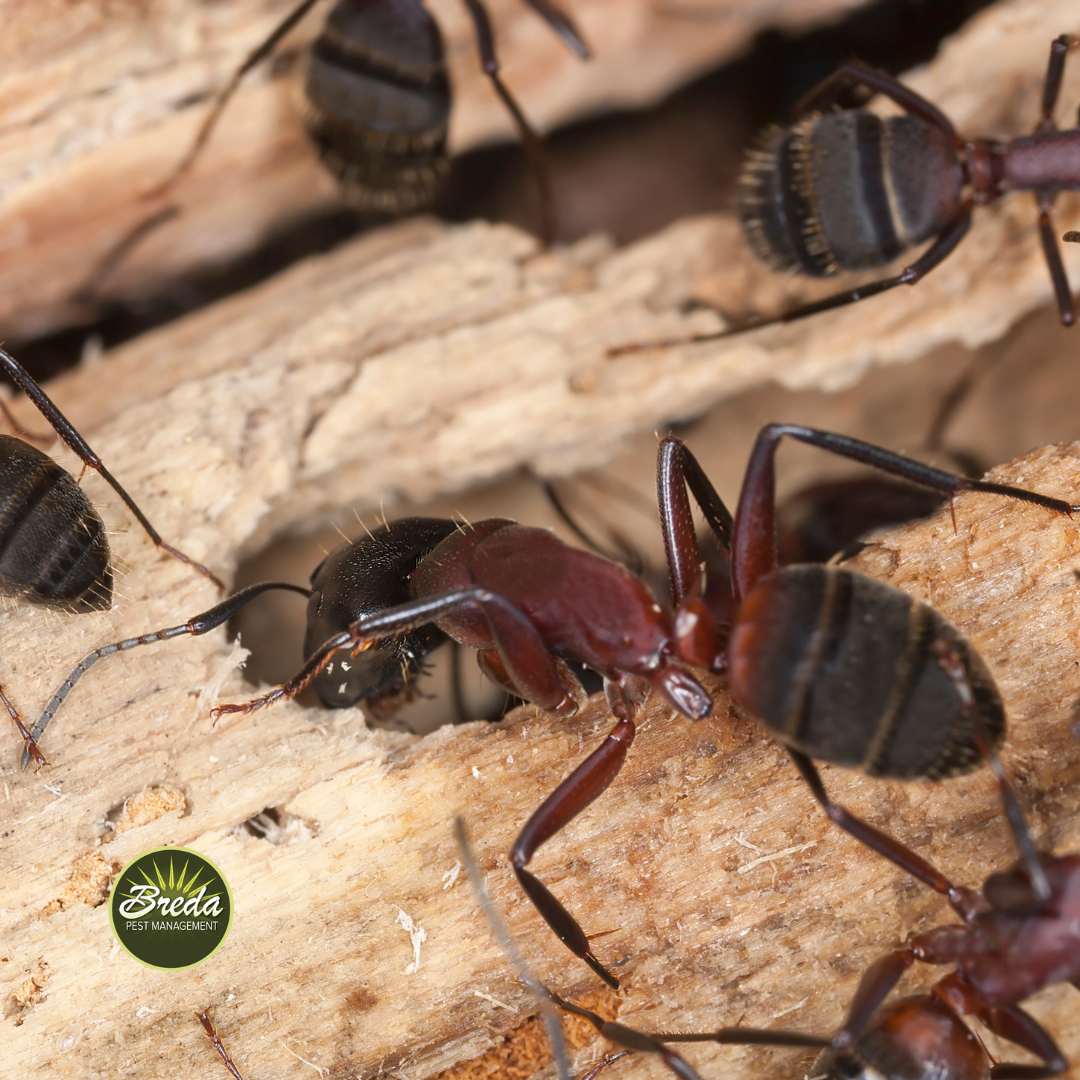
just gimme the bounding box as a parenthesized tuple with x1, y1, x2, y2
(0, 0, 867, 338)
(3, 351, 1080, 1078)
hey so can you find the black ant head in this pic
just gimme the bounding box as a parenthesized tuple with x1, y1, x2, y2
(304, 517, 458, 708)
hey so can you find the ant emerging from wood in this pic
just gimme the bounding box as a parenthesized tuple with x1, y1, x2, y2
(0, 347, 221, 767)
(24, 426, 1076, 995)
(130, 0, 588, 255)
(610, 34, 1080, 355)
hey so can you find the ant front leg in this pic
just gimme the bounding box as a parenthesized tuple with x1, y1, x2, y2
(510, 698, 638, 989)
(657, 437, 735, 607)
(215, 586, 583, 718)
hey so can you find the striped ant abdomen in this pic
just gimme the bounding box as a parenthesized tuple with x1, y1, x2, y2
(303, 0, 451, 214)
(740, 112, 963, 276)
(0, 436, 111, 613)
(728, 564, 1004, 781)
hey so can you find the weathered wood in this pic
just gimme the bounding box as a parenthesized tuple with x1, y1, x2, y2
(0, 0, 868, 338)
(19, 179, 1080, 561)
(3, 334, 1080, 1078)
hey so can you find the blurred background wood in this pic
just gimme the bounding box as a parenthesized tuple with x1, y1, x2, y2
(0, 0, 871, 339)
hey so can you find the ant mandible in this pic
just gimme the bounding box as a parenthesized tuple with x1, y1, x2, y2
(611, 34, 1080, 354)
(24, 426, 1077, 993)
(0, 346, 221, 767)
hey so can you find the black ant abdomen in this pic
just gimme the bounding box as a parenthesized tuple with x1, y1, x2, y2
(729, 564, 1003, 781)
(0, 436, 112, 613)
(303, 0, 452, 215)
(741, 112, 962, 276)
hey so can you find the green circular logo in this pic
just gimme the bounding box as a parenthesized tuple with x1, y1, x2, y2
(109, 847, 233, 970)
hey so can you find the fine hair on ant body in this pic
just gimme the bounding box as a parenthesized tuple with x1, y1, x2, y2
(0, 347, 221, 767)
(24, 426, 1078, 994)
(610, 34, 1080, 355)
(458, 815, 1074, 1080)
(134, 0, 588, 250)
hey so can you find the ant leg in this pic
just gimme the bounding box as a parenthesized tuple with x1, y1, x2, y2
(478, 647, 587, 713)
(2, 687, 46, 769)
(1037, 199, 1075, 325)
(77, 206, 181, 301)
(934, 973, 1067, 1080)
(154, 0, 322, 197)
(462, 816, 705, 1080)
(787, 748, 983, 921)
(579, 1052, 631, 1080)
(519, 0, 590, 59)
(0, 398, 54, 447)
(551, 992, 706, 1080)
(510, 712, 637, 988)
(608, 205, 973, 356)
(932, 639, 1050, 903)
(0, 347, 225, 590)
(726, 423, 1079, 597)
(213, 587, 581, 718)
(1039, 35, 1079, 130)
(543, 479, 646, 574)
(793, 61, 956, 138)
(20, 582, 311, 768)
(460, 0, 556, 244)
(831, 951, 914, 1047)
(656, 438, 735, 605)
(196, 1009, 246, 1080)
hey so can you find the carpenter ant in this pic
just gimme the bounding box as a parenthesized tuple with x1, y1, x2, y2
(459, 817, 1074, 1080)
(610, 35, 1080, 355)
(28, 427, 1077, 992)
(0, 346, 221, 766)
(652, 842, 1080, 1080)
(149, 0, 589, 242)
(197, 1009, 246, 1080)
(532, 933, 1070, 1080)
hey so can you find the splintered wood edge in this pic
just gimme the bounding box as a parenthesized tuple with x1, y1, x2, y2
(0, 0, 864, 338)
(1, 13, 1073, 555)
(3, 373, 1080, 1079)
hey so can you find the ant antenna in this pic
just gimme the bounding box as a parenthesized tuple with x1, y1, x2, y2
(20, 581, 312, 768)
